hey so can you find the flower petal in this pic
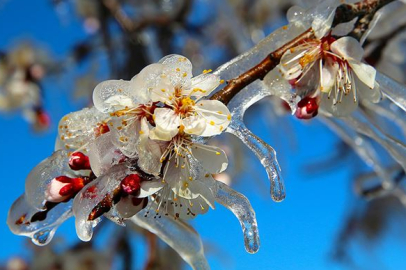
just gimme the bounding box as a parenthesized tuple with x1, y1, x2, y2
(130, 63, 164, 103)
(150, 108, 180, 141)
(330, 37, 364, 61)
(312, 7, 335, 39)
(194, 100, 231, 136)
(56, 107, 107, 152)
(278, 49, 308, 80)
(348, 59, 376, 89)
(356, 77, 382, 103)
(191, 143, 228, 174)
(160, 54, 193, 88)
(138, 180, 165, 197)
(182, 115, 206, 136)
(320, 60, 339, 93)
(320, 91, 358, 117)
(184, 73, 220, 98)
(93, 80, 135, 113)
(136, 118, 167, 176)
(115, 196, 148, 219)
(163, 159, 199, 200)
(150, 79, 176, 104)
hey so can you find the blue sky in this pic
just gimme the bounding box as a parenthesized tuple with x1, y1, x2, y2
(1, 1, 406, 269)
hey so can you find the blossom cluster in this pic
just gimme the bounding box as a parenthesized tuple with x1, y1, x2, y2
(7, 55, 259, 269)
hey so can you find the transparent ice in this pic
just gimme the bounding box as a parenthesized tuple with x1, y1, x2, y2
(7, 195, 72, 246)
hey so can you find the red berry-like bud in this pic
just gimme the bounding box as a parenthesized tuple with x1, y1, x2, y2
(69, 152, 91, 170)
(295, 97, 319, 120)
(121, 174, 141, 196)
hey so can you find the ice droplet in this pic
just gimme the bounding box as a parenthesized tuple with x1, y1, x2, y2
(32, 229, 54, 246)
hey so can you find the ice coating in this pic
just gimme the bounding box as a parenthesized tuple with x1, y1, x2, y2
(7, 195, 72, 246)
(131, 208, 210, 270)
(93, 80, 136, 113)
(209, 179, 260, 254)
(56, 107, 107, 152)
(88, 132, 124, 177)
(25, 150, 71, 210)
(72, 164, 127, 241)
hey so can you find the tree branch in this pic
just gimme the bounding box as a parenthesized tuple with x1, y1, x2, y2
(210, 0, 395, 105)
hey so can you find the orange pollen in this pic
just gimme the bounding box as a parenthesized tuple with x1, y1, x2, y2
(299, 54, 314, 68)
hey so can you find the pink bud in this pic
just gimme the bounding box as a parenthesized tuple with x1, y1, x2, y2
(45, 176, 85, 202)
(69, 152, 91, 170)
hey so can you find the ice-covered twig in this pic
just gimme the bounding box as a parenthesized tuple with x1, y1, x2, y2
(376, 72, 406, 112)
(210, 0, 395, 105)
(321, 117, 392, 189)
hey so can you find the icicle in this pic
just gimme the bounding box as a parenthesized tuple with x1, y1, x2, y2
(363, 101, 406, 138)
(342, 112, 406, 179)
(210, 180, 260, 254)
(227, 121, 285, 202)
(376, 72, 406, 113)
(322, 117, 393, 190)
(131, 209, 209, 270)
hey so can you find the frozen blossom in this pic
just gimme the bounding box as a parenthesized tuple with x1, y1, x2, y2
(277, 14, 380, 118)
(8, 54, 256, 270)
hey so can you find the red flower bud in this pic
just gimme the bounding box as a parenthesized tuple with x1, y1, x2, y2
(295, 97, 319, 119)
(121, 174, 141, 196)
(45, 176, 86, 202)
(69, 152, 91, 170)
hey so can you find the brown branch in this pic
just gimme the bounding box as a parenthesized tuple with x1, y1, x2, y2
(348, 0, 395, 40)
(210, 28, 315, 104)
(210, 0, 395, 105)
